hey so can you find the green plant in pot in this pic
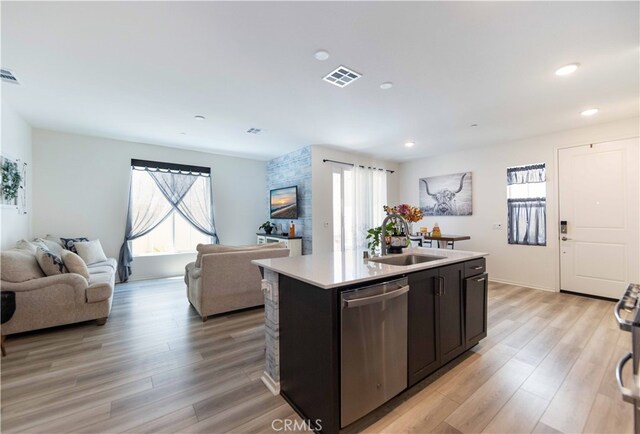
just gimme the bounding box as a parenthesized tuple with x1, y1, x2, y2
(366, 222, 395, 256)
(259, 221, 274, 234)
(1, 160, 22, 202)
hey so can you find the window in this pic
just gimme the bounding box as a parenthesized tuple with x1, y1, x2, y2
(332, 165, 387, 252)
(119, 159, 218, 281)
(507, 163, 546, 246)
(130, 169, 212, 255)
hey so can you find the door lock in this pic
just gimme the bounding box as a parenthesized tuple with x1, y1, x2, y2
(560, 220, 568, 234)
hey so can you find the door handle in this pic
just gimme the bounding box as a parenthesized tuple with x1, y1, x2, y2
(561, 236, 572, 241)
(343, 285, 410, 308)
(437, 276, 445, 296)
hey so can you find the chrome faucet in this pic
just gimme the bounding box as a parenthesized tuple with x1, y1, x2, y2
(380, 214, 410, 256)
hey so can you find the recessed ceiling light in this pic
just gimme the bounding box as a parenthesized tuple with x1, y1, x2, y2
(380, 82, 393, 90)
(404, 142, 415, 148)
(555, 63, 580, 76)
(194, 115, 205, 120)
(314, 50, 330, 61)
(581, 108, 599, 116)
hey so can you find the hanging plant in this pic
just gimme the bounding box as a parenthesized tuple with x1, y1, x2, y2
(1, 159, 22, 201)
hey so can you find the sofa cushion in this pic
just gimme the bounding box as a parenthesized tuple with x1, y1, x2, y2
(60, 237, 89, 253)
(35, 247, 68, 276)
(195, 242, 286, 267)
(61, 250, 90, 280)
(74, 239, 108, 265)
(87, 259, 117, 275)
(1, 249, 45, 282)
(86, 273, 114, 303)
(33, 238, 65, 257)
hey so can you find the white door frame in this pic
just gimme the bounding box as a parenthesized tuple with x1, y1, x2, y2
(554, 136, 640, 294)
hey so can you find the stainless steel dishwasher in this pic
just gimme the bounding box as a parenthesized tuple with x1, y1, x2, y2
(340, 277, 409, 427)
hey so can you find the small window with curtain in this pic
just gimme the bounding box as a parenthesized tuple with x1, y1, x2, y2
(507, 163, 546, 246)
(118, 159, 219, 282)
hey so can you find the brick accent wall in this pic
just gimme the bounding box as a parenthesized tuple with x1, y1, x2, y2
(266, 146, 312, 254)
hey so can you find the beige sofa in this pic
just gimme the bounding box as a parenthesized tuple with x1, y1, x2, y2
(185, 243, 289, 321)
(0, 247, 115, 338)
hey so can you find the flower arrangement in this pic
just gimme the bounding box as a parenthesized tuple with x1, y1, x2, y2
(383, 204, 423, 223)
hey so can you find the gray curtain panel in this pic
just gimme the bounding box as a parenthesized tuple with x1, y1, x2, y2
(147, 171, 219, 241)
(118, 168, 218, 282)
(507, 198, 547, 245)
(507, 164, 546, 246)
(507, 163, 546, 184)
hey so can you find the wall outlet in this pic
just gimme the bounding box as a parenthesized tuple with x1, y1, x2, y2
(493, 223, 503, 230)
(323, 222, 329, 229)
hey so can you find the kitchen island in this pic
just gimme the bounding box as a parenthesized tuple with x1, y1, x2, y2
(253, 247, 488, 433)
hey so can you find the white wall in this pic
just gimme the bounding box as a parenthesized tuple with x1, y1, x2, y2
(32, 129, 267, 281)
(1, 102, 32, 249)
(311, 145, 399, 254)
(398, 117, 639, 291)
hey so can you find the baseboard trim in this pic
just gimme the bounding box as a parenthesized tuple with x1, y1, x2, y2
(261, 371, 280, 395)
(559, 289, 617, 302)
(489, 278, 556, 293)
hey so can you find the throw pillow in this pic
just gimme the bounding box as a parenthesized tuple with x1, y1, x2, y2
(60, 237, 89, 253)
(0, 249, 45, 282)
(61, 250, 90, 280)
(35, 247, 67, 276)
(16, 239, 38, 254)
(34, 238, 65, 256)
(74, 239, 108, 265)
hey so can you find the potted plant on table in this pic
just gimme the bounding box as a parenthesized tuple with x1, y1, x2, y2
(259, 221, 274, 234)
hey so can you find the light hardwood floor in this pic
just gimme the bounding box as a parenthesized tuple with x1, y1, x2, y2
(0, 278, 632, 433)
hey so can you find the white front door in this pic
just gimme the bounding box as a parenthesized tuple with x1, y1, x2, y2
(558, 138, 639, 299)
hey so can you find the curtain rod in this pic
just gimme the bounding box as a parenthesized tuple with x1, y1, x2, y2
(322, 159, 395, 174)
(131, 158, 211, 175)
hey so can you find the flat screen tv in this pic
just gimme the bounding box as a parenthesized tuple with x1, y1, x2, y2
(270, 186, 298, 219)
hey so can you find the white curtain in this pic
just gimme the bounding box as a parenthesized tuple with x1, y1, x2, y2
(343, 166, 387, 251)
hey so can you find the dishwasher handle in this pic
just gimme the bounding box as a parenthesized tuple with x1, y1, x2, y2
(343, 285, 410, 308)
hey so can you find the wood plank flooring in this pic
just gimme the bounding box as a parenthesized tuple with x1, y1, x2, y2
(0, 278, 632, 433)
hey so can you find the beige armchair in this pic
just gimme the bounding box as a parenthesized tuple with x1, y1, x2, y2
(185, 243, 289, 321)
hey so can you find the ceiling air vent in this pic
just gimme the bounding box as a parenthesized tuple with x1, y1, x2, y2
(1, 69, 19, 85)
(322, 65, 361, 88)
(247, 128, 262, 134)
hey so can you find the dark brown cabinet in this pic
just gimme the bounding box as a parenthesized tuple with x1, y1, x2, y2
(408, 262, 465, 386)
(278, 258, 488, 433)
(407, 268, 439, 386)
(465, 273, 488, 347)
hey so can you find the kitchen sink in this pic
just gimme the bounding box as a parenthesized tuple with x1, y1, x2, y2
(369, 254, 446, 266)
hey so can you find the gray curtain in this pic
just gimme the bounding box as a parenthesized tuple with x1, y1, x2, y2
(507, 164, 546, 246)
(507, 163, 545, 184)
(148, 171, 219, 241)
(118, 168, 218, 282)
(507, 198, 546, 245)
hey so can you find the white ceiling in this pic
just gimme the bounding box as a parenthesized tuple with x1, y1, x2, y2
(2, 1, 638, 161)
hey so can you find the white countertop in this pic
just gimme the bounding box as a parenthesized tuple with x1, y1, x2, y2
(252, 247, 488, 289)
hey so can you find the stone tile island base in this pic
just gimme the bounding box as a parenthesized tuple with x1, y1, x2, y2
(261, 269, 280, 395)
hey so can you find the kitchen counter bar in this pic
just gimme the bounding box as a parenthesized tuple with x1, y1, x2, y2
(252, 247, 487, 289)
